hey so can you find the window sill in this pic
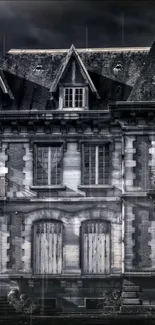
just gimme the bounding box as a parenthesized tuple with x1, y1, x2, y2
(30, 185, 66, 191)
(78, 185, 114, 190)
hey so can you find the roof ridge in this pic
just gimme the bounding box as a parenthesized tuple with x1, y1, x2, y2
(8, 47, 150, 54)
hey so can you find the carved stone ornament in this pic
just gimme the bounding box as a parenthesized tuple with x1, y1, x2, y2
(102, 289, 121, 306)
(7, 289, 39, 314)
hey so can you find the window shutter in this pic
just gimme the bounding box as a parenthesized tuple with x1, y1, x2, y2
(33, 221, 63, 274)
(81, 220, 110, 274)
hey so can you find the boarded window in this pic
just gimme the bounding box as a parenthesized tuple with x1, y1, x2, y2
(34, 145, 63, 186)
(82, 144, 110, 185)
(81, 220, 110, 274)
(33, 221, 63, 274)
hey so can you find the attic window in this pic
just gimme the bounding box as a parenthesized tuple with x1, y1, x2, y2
(113, 63, 123, 76)
(115, 64, 122, 70)
(35, 65, 44, 72)
(63, 87, 85, 108)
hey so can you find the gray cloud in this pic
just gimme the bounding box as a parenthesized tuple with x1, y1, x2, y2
(0, 0, 154, 53)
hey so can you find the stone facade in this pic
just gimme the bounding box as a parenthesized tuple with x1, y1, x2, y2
(0, 44, 154, 324)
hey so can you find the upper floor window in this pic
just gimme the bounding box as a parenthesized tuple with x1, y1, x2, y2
(34, 144, 63, 186)
(82, 143, 110, 185)
(63, 87, 85, 108)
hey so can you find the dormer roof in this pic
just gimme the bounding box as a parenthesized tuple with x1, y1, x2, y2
(50, 44, 100, 98)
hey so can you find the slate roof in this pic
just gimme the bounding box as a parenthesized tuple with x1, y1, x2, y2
(2, 71, 50, 110)
(0, 45, 152, 109)
(0, 47, 149, 90)
(128, 41, 155, 101)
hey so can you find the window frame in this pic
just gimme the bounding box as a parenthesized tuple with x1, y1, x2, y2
(63, 86, 85, 109)
(32, 140, 65, 189)
(80, 140, 112, 187)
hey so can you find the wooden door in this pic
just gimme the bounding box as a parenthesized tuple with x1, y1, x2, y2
(82, 220, 110, 274)
(33, 221, 63, 274)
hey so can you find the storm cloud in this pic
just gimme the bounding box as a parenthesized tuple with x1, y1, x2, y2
(0, 0, 155, 53)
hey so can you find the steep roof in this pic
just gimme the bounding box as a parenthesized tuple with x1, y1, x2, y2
(2, 71, 50, 110)
(0, 47, 149, 90)
(50, 45, 100, 98)
(128, 41, 155, 101)
(0, 70, 14, 99)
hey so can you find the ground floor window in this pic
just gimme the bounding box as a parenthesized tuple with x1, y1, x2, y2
(33, 220, 63, 274)
(81, 220, 110, 274)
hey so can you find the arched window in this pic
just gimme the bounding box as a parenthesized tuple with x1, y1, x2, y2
(33, 220, 63, 274)
(81, 220, 110, 274)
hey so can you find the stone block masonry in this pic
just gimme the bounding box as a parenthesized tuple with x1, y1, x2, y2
(6, 143, 25, 198)
(133, 207, 151, 269)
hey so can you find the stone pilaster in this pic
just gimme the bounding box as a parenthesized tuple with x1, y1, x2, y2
(125, 204, 135, 271)
(124, 136, 136, 191)
(23, 143, 33, 189)
(149, 136, 155, 188)
(0, 215, 10, 272)
(111, 139, 122, 190)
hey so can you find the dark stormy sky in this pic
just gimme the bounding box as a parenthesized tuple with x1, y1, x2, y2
(0, 0, 155, 53)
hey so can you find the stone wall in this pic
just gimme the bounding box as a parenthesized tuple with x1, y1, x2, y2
(0, 204, 122, 275)
(125, 200, 152, 271)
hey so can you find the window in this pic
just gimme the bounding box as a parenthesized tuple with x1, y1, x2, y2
(64, 87, 84, 108)
(81, 220, 110, 274)
(34, 145, 63, 186)
(82, 144, 110, 185)
(33, 220, 63, 274)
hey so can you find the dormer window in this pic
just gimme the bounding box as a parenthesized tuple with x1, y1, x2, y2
(63, 87, 85, 108)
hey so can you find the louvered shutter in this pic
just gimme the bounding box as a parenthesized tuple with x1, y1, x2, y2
(82, 220, 110, 274)
(33, 221, 63, 274)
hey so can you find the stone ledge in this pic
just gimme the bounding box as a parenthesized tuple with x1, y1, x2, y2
(123, 286, 140, 292)
(122, 298, 140, 305)
(122, 292, 137, 298)
(121, 305, 155, 314)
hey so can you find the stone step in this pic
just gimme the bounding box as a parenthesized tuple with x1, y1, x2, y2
(122, 292, 137, 298)
(122, 298, 140, 305)
(121, 305, 155, 313)
(123, 285, 140, 292)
